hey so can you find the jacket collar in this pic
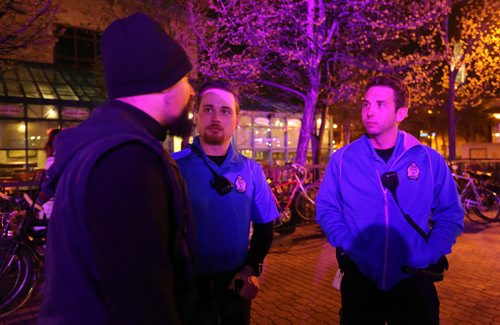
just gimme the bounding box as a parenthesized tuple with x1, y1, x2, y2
(191, 136, 239, 168)
(362, 130, 422, 164)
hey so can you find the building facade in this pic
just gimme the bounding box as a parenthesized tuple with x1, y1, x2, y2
(0, 1, 338, 180)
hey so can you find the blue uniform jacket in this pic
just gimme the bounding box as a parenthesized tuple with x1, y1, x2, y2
(173, 137, 278, 274)
(316, 131, 464, 290)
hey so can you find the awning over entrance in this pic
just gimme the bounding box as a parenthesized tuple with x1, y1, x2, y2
(242, 95, 303, 114)
(0, 59, 106, 108)
(0, 60, 312, 175)
(0, 59, 304, 114)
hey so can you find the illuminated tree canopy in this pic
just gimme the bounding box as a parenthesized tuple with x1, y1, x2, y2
(402, 0, 499, 159)
(188, 0, 451, 164)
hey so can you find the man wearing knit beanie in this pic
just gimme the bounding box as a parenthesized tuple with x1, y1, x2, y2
(39, 13, 196, 325)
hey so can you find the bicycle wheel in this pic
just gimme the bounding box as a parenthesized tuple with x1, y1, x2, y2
(294, 184, 319, 221)
(462, 190, 485, 224)
(273, 200, 297, 234)
(471, 188, 500, 222)
(0, 241, 37, 318)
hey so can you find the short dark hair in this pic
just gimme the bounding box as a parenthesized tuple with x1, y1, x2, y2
(196, 79, 240, 114)
(45, 128, 62, 156)
(365, 75, 410, 110)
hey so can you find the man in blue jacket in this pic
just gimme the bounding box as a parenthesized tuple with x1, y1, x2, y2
(317, 75, 463, 324)
(173, 80, 277, 325)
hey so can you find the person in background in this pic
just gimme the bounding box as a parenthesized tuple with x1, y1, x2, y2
(37, 128, 62, 219)
(44, 128, 62, 170)
(316, 75, 463, 324)
(39, 13, 196, 325)
(173, 80, 278, 325)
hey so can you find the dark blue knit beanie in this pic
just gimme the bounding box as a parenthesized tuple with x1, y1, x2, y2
(101, 12, 193, 99)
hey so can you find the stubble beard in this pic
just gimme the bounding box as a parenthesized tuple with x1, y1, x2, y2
(200, 128, 225, 145)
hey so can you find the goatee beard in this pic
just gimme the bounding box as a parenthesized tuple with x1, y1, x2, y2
(167, 97, 194, 138)
(201, 132, 225, 145)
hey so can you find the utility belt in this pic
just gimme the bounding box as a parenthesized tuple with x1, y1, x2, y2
(336, 248, 448, 283)
(402, 256, 448, 282)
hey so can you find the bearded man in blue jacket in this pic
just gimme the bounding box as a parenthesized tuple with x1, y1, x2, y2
(173, 80, 277, 325)
(316, 75, 463, 324)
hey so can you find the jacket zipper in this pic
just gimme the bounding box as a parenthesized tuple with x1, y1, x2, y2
(382, 143, 418, 289)
(375, 169, 389, 290)
(381, 142, 411, 290)
(382, 187, 389, 290)
(373, 133, 421, 290)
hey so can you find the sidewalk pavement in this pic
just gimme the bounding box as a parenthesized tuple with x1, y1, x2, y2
(1, 219, 499, 324)
(251, 220, 500, 324)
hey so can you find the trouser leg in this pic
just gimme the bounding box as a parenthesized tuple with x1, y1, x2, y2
(218, 289, 251, 325)
(337, 249, 386, 325)
(194, 278, 220, 325)
(194, 272, 252, 325)
(387, 276, 440, 325)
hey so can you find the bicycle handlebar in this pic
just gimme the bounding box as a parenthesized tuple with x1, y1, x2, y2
(22, 193, 43, 212)
(285, 162, 305, 169)
(0, 192, 11, 200)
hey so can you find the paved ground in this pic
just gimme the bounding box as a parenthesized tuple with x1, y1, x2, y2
(252, 220, 500, 325)
(1, 219, 499, 324)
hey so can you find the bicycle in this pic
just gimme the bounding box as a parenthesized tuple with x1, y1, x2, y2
(452, 171, 499, 223)
(267, 163, 319, 231)
(0, 191, 47, 318)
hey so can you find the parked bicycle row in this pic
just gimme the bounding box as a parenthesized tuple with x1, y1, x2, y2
(267, 162, 319, 234)
(450, 165, 500, 224)
(0, 190, 48, 318)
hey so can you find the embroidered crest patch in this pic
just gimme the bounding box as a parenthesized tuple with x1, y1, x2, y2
(407, 162, 420, 180)
(235, 175, 247, 193)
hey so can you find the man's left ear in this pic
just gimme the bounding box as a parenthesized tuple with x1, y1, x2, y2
(396, 107, 408, 123)
(193, 111, 198, 126)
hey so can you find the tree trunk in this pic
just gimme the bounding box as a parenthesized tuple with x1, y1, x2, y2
(343, 120, 352, 145)
(296, 0, 324, 166)
(447, 67, 457, 161)
(447, 110, 456, 160)
(440, 132, 447, 155)
(310, 100, 320, 163)
(296, 87, 319, 165)
(310, 132, 318, 164)
(313, 105, 328, 165)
